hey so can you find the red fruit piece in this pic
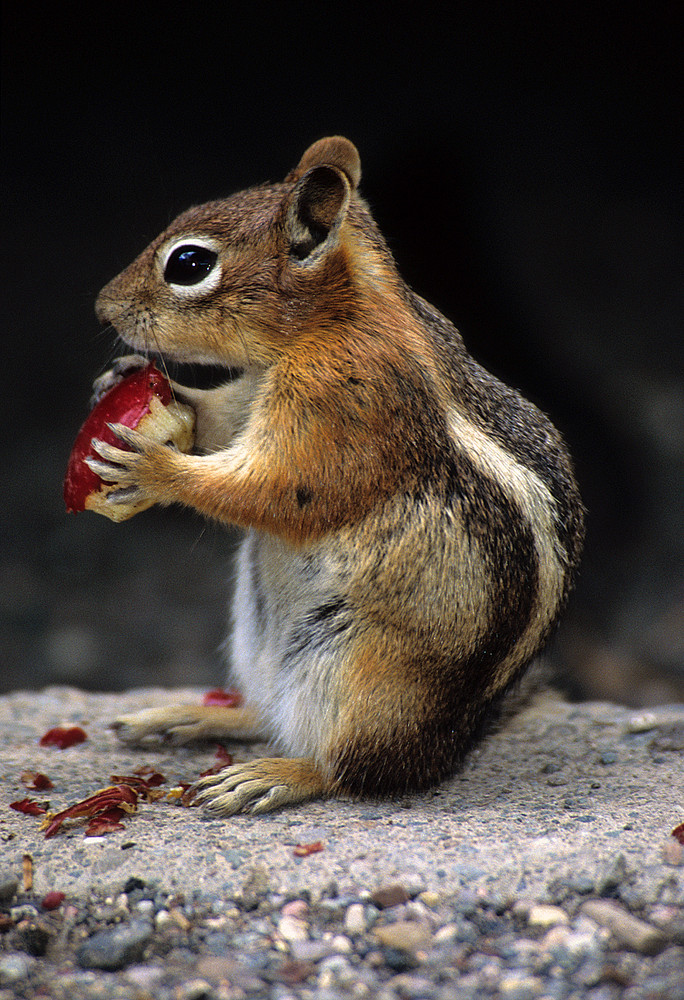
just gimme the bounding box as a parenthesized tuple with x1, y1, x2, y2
(41, 891, 66, 910)
(63, 363, 172, 513)
(202, 688, 243, 707)
(20, 771, 54, 791)
(39, 726, 87, 749)
(293, 840, 324, 857)
(41, 783, 138, 839)
(10, 798, 47, 816)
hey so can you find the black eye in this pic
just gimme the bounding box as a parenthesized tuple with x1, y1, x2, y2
(164, 244, 218, 285)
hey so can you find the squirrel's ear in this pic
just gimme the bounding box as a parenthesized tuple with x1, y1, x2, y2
(287, 136, 361, 190)
(284, 164, 351, 260)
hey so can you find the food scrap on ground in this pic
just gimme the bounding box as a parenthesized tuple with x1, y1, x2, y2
(293, 840, 325, 857)
(40, 783, 139, 839)
(10, 798, 48, 816)
(41, 891, 66, 911)
(39, 726, 87, 749)
(20, 770, 54, 790)
(199, 745, 234, 777)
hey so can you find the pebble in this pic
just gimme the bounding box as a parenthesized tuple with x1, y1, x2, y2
(76, 919, 154, 971)
(0, 953, 35, 986)
(373, 920, 431, 952)
(541, 926, 602, 971)
(418, 890, 440, 908)
(317, 954, 357, 989)
(581, 899, 667, 954)
(527, 905, 569, 930)
(289, 938, 335, 962)
(345, 902, 368, 935)
(498, 972, 545, 999)
(277, 913, 309, 942)
(371, 884, 411, 909)
(0, 873, 19, 906)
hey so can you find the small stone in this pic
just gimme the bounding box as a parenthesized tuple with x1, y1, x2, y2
(282, 899, 308, 919)
(541, 926, 600, 971)
(0, 873, 19, 906)
(15, 917, 52, 956)
(625, 711, 659, 732)
(195, 956, 265, 992)
(528, 905, 569, 930)
(662, 838, 684, 866)
(274, 958, 315, 985)
(596, 852, 632, 895)
(330, 934, 353, 953)
(175, 980, 214, 1000)
(76, 919, 153, 971)
(318, 954, 356, 989)
(370, 884, 410, 909)
(124, 965, 165, 993)
(581, 899, 667, 954)
(240, 863, 271, 911)
(386, 972, 436, 997)
(10, 904, 39, 922)
(432, 923, 459, 944)
(289, 939, 334, 962)
(344, 903, 367, 935)
(0, 953, 35, 986)
(650, 722, 684, 751)
(374, 920, 431, 952)
(417, 890, 440, 908)
(278, 914, 309, 942)
(498, 973, 544, 1000)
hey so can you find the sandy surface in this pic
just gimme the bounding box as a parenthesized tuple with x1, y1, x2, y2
(1, 686, 682, 905)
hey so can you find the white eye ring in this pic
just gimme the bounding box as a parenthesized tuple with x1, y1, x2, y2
(160, 236, 222, 298)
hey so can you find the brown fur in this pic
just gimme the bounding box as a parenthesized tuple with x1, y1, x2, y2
(91, 137, 584, 814)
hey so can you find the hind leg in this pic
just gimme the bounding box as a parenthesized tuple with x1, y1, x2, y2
(112, 704, 265, 745)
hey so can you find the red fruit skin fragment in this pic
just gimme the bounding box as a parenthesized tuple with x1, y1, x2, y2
(20, 771, 54, 791)
(41, 891, 66, 911)
(85, 807, 127, 837)
(202, 688, 243, 707)
(293, 840, 324, 857)
(10, 798, 47, 816)
(672, 822, 684, 845)
(39, 726, 87, 749)
(63, 363, 172, 513)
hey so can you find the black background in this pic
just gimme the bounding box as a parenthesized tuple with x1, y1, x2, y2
(2, 6, 682, 701)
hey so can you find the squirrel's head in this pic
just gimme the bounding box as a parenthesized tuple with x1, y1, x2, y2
(95, 137, 395, 370)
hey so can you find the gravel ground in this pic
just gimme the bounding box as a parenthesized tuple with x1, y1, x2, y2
(1, 686, 683, 999)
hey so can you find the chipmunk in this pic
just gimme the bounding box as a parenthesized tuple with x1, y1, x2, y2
(90, 136, 584, 815)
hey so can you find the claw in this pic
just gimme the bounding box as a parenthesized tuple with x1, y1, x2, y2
(90, 355, 149, 408)
(89, 438, 128, 463)
(84, 455, 121, 480)
(106, 422, 146, 449)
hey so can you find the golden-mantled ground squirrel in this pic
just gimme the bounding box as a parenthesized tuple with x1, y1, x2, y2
(90, 136, 584, 815)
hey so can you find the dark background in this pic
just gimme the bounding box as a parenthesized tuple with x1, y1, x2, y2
(2, 6, 682, 703)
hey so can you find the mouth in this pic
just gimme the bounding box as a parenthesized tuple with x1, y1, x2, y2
(141, 354, 243, 391)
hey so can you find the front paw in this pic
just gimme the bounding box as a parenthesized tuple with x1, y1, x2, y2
(86, 424, 154, 507)
(90, 355, 149, 408)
